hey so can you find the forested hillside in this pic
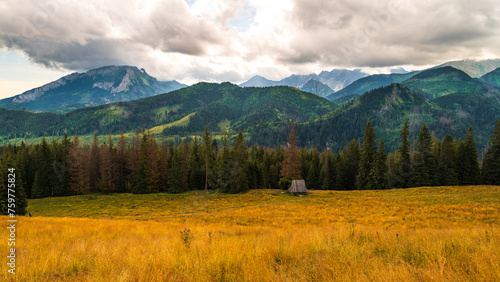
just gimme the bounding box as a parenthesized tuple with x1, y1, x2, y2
(0, 83, 336, 142)
(401, 67, 497, 99)
(327, 72, 417, 100)
(1, 118, 499, 205)
(294, 83, 500, 151)
(2, 66, 500, 155)
(480, 67, 500, 88)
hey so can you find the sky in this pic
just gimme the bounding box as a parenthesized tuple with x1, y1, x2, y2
(1, 0, 500, 99)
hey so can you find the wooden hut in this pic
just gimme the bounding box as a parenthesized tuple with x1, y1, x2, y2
(288, 180, 308, 195)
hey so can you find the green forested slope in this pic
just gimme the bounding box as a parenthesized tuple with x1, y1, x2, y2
(295, 83, 500, 151)
(0, 83, 337, 143)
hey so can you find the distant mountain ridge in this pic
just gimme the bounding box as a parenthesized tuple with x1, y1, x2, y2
(300, 78, 334, 97)
(327, 72, 418, 100)
(317, 69, 368, 91)
(437, 59, 500, 78)
(239, 75, 277, 88)
(325, 59, 500, 101)
(240, 68, 368, 97)
(0, 65, 186, 113)
(5, 58, 499, 112)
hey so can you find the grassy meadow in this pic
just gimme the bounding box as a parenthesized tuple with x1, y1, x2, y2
(1, 186, 500, 281)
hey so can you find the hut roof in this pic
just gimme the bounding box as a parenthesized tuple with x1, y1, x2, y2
(288, 179, 308, 194)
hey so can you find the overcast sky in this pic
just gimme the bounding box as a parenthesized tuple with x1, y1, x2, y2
(1, 0, 500, 99)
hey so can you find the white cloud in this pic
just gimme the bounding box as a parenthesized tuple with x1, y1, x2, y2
(0, 0, 499, 95)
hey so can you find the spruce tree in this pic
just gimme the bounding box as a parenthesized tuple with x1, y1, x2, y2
(68, 135, 89, 194)
(394, 120, 412, 188)
(32, 172, 43, 199)
(482, 118, 500, 185)
(321, 149, 337, 190)
(212, 140, 219, 160)
(337, 140, 360, 190)
(327, 151, 337, 190)
(367, 139, 389, 189)
(247, 158, 258, 190)
(0, 158, 5, 214)
(228, 131, 249, 193)
(356, 121, 377, 190)
(266, 145, 283, 189)
(89, 133, 101, 192)
(146, 133, 161, 193)
(100, 135, 119, 193)
(167, 148, 183, 193)
(52, 134, 72, 196)
(217, 132, 232, 192)
(211, 139, 220, 188)
(298, 147, 310, 183)
(386, 151, 399, 187)
(410, 124, 438, 187)
(188, 137, 204, 190)
(202, 126, 216, 191)
(258, 148, 268, 188)
(0, 155, 28, 215)
(457, 127, 480, 185)
(133, 132, 149, 194)
(116, 132, 129, 193)
(128, 129, 141, 186)
(178, 140, 190, 191)
(431, 132, 441, 160)
(306, 147, 320, 190)
(157, 140, 169, 193)
(438, 134, 458, 185)
(31, 138, 55, 198)
(249, 146, 265, 189)
(15, 146, 35, 198)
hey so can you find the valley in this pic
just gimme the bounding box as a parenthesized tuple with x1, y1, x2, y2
(1, 60, 500, 153)
(2, 1, 500, 281)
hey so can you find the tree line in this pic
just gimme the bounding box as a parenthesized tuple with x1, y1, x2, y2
(1, 119, 500, 215)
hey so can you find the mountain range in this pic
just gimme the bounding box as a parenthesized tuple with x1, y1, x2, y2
(326, 59, 500, 102)
(1, 59, 500, 152)
(240, 59, 500, 100)
(240, 68, 368, 97)
(0, 82, 336, 143)
(0, 66, 186, 113)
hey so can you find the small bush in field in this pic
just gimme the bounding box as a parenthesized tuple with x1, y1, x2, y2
(180, 228, 192, 248)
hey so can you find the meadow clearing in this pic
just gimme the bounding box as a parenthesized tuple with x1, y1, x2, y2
(1, 186, 499, 281)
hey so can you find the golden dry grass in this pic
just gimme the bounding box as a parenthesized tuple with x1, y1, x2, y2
(1, 186, 500, 281)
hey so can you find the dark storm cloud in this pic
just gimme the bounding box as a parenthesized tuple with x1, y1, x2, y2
(1, 36, 138, 70)
(0, 0, 233, 72)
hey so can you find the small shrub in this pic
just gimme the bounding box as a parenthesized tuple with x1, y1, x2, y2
(180, 228, 192, 248)
(278, 177, 293, 190)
